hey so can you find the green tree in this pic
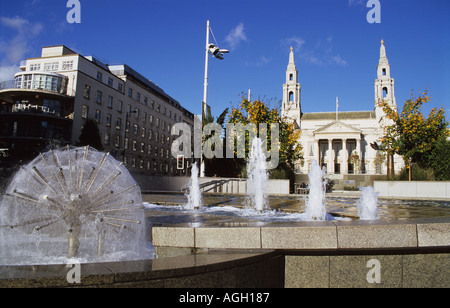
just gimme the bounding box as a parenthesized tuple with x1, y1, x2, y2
(77, 119, 104, 151)
(430, 137, 450, 181)
(227, 96, 303, 180)
(378, 90, 449, 169)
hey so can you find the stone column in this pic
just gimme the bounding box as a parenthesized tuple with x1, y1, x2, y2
(328, 139, 334, 174)
(356, 138, 362, 174)
(342, 138, 348, 174)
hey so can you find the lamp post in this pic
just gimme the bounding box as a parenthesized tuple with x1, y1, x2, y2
(200, 20, 229, 177)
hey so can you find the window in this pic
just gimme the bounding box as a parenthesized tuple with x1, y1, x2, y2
(51, 62, 59, 71)
(141, 127, 146, 138)
(23, 74, 32, 89)
(83, 84, 91, 99)
(116, 118, 122, 130)
(118, 83, 123, 93)
(117, 100, 123, 112)
(107, 96, 113, 108)
(82, 105, 89, 119)
(115, 135, 121, 148)
(140, 143, 145, 153)
(136, 92, 141, 102)
(96, 90, 103, 104)
(104, 132, 110, 145)
(62, 61, 73, 70)
(289, 92, 294, 102)
(290, 74, 293, 81)
(44, 63, 52, 72)
(144, 97, 148, 106)
(30, 64, 40, 71)
(382, 68, 386, 76)
(128, 88, 133, 98)
(97, 71, 103, 82)
(95, 110, 101, 123)
(106, 114, 112, 127)
(108, 77, 113, 87)
(14, 75, 22, 88)
(132, 140, 137, 151)
(133, 124, 138, 135)
(383, 87, 388, 98)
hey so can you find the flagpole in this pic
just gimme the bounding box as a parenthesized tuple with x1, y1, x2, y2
(336, 97, 339, 122)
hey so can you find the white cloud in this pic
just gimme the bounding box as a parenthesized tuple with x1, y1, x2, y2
(282, 36, 306, 53)
(0, 16, 43, 82)
(281, 35, 348, 67)
(348, 0, 365, 6)
(0, 64, 20, 83)
(224, 23, 247, 50)
(331, 54, 348, 66)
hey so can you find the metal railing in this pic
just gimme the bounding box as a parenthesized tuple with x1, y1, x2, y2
(182, 178, 247, 194)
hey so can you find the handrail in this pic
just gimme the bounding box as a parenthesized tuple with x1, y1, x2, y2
(182, 178, 246, 194)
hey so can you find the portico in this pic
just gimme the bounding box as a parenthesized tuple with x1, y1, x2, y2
(313, 121, 362, 174)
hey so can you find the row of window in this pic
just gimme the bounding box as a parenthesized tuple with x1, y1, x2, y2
(29, 61, 74, 72)
(82, 104, 174, 135)
(85, 81, 183, 122)
(123, 157, 187, 174)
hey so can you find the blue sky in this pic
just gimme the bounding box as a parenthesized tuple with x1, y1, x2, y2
(0, 0, 449, 117)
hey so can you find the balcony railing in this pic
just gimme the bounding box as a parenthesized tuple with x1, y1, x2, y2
(0, 80, 15, 91)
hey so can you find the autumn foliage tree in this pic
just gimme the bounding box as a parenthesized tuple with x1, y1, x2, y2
(227, 97, 303, 179)
(378, 90, 449, 171)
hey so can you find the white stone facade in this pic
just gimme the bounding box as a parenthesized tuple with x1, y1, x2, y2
(282, 41, 404, 175)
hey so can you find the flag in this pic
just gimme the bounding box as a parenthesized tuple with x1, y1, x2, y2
(336, 97, 339, 110)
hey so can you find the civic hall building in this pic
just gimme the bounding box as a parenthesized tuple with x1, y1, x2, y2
(282, 40, 404, 180)
(0, 45, 194, 176)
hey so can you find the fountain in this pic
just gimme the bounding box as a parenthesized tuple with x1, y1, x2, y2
(246, 137, 269, 212)
(185, 162, 202, 210)
(305, 160, 328, 221)
(0, 146, 149, 265)
(357, 186, 379, 220)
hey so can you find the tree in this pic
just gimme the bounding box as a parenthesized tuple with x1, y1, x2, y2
(227, 96, 303, 179)
(77, 119, 104, 151)
(378, 90, 449, 169)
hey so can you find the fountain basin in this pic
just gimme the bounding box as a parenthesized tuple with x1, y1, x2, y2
(152, 217, 450, 252)
(151, 217, 450, 288)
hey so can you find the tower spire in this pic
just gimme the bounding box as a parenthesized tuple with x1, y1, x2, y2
(282, 47, 301, 127)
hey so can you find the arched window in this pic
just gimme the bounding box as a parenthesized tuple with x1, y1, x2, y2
(289, 91, 294, 102)
(382, 87, 388, 98)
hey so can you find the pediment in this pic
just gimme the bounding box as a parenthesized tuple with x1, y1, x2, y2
(313, 121, 362, 135)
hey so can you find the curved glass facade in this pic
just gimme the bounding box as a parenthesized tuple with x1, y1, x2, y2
(14, 72, 68, 95)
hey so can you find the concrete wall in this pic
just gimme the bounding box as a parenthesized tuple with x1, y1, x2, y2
(134, 174, 290, 195)
(374, 181, 450, 199)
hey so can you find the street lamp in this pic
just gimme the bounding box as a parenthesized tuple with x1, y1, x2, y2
(201, 20, 229, 177)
